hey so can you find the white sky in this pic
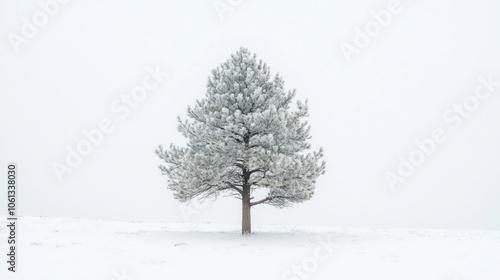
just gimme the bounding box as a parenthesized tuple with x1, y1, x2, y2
(1, 0, 499, 230)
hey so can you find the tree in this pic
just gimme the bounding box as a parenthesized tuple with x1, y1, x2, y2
(156, 48, 326, 234)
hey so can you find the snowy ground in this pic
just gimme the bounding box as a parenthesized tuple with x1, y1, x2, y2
(1, 216, 499, 280)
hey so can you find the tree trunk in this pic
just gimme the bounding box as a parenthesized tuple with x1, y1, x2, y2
(242, 133, 252, 235)
(242, 186, 251, 235)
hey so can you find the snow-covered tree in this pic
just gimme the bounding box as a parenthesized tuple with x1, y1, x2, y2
(156, 48, 325, 234)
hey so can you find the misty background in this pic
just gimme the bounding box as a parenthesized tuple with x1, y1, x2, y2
(1, 0, 499, 230)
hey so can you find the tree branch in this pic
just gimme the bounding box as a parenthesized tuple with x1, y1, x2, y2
(250, 194, 295, 207)
(221, 181, 243, 195)
(250, 197, 272, 207)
